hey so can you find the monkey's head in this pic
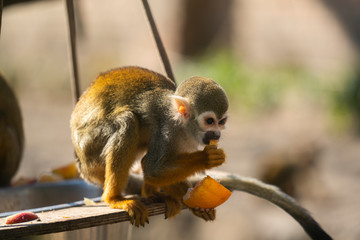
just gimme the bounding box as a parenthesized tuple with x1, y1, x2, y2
(172, 76, 229, 145)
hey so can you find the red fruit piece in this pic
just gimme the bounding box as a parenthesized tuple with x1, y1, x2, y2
(5, 212, 39, 224)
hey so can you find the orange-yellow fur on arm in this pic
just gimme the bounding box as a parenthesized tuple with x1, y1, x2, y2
(143, 147, 225, 187)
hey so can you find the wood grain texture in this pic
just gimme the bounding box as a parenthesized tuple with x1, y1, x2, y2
(0, 202, 170, 239)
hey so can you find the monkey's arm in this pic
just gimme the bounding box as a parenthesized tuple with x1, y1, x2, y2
(126, 171, 332, 240)
(142, 144, 224, 187)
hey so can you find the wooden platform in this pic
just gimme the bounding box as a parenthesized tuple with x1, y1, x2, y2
(0, 201, 168, 239)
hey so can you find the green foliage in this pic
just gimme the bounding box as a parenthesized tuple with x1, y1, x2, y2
(177, 51, 360, 134)
(177, 51, 320, 113)
(329, 69, 360, 133)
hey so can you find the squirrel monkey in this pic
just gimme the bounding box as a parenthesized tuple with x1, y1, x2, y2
(70, 66, 228, 226)
(0, 72, 24, 186)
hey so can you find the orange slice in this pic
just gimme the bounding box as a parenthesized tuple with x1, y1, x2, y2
(38, 172, 63, 182)
(183, 176, 232, 209)
(52, 163, 79, 179)
(209, 140, 218, 146)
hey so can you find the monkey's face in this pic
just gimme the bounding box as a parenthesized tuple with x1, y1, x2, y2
(195, 111, 227, 145)
(173, 76, 229, 146)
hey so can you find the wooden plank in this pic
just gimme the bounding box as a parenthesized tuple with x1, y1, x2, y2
(0, 202, 169, 239)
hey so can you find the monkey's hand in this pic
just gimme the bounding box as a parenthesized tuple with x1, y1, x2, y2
(190, 207, 216, 221)
(103, 195, 149, 227)
(202, 145, 226, 169)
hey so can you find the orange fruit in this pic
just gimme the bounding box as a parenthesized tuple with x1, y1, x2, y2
(183, 176, 232, 209)
(52, 163, 79, 179)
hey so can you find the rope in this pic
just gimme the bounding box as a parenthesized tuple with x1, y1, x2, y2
(65, 0, 81, 104)
(0, 0, 3, 37)
(64, 0, 175, 104)
(141, 0, 176, 85)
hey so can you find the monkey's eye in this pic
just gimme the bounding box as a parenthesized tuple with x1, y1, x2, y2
(219, 117, 227, 126)
(205, 118, 215, 125)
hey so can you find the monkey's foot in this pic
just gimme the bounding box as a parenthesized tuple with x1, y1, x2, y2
(142, 194, 182, 219)
(163, 196, 182, 219)
(190, 207, 216, 221)
(105, 197, 149, 227)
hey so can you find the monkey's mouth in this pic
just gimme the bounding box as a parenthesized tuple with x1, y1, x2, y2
(202, 131, 221, 145)
(203, 139, 212, 145)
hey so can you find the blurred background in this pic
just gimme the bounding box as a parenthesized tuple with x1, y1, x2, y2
(1, 0, 360, 239)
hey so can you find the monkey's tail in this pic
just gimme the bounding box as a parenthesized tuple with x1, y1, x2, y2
(204, 171, 333, 240)
(127, 171, 332, 239)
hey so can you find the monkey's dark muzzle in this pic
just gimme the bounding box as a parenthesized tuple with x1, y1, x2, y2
(203, 131, 221, 145)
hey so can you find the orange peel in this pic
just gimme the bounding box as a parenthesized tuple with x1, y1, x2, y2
(183, 176, 232, 209)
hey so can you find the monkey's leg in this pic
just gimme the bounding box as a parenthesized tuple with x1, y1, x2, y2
(162, 182, 216, 220)
(166, 180, 216, 221)
(101, 112, 149, 227)
(141, 182, 159, 197)
(160, 181, 191, 219)
(140, 182, 184, 219)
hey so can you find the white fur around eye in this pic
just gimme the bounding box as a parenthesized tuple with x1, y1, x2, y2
(197, 111, 218, 131)
(197, 111, 228, 131)
(218, 116, 228, 129)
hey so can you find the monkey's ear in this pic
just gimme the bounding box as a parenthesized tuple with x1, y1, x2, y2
(170, 95, 191, 120)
